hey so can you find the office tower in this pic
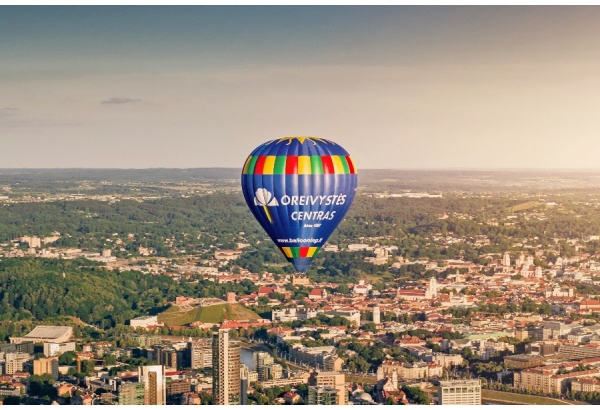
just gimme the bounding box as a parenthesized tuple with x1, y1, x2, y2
(254, 351, 277, 381)
(240, 364, 249, 405)
(161, 349, 177, 369)
(308, 385, 340, 405)
(139, 365, 166, 405)
(212, 329, 241, 405)
(188, 339, 212, 369)
(438, 379, 481, 405)
(118, 382, 145, 405)
(308, 370, 347, 405)
(33, 356, 59, 380)
(4, 353, 30, 375)
(253, 351, 273, 369)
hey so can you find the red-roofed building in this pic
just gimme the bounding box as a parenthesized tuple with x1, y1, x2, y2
(579, 299, 600, 313)
(283, 392, 301, 404)
(309, 288, 327, 300)
(258, 287, 277, 297)
(11, 372, 29, 380)
(219, 319, 270, 330)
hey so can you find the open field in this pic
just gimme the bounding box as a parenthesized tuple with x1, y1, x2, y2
(158, 305, 200, 326)
(158, 302, 260, 325)
(482, 389, 583, 405)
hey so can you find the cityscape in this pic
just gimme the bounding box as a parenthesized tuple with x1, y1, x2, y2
(1, 169, 600, 405)
(4, 4, 600, 407)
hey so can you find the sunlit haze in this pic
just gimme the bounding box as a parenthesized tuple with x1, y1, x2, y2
(2, 6, 600, 169)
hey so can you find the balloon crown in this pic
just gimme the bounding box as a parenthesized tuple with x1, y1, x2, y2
(268, 136, 335, 146)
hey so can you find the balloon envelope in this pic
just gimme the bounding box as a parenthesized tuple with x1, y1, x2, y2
(241, 137, 357, 273)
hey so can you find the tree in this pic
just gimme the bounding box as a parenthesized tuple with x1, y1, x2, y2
(28, 374, 57, 398)
(361, 322, 378, 333)
(58, 351, 78, 365)
(2, 396, 20, 405)
(81, 360, 95, 376)
(103, 353, 117, 365)
(401, 386, 429, 404)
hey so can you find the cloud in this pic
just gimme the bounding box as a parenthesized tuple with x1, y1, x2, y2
(101, 97, 141, 105)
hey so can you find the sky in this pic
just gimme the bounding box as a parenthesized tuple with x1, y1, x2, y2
(2, 6, 600, 169)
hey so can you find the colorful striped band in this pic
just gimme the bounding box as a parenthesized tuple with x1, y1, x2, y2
(243, 155, 356, 175)
(280, 246, 320, 258)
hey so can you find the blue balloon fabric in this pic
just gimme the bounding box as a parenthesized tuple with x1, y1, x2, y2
(241, 137, 357, 273)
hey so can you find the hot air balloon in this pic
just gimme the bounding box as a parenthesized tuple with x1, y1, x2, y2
(241, 136, 357, 273)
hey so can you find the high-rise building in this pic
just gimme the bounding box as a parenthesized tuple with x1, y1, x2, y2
(258, 363, 283, 381)
(308, 385, 340, 405)
(118, 382, 145, 405)
(254, 351, 277, 381)
(308, 371, 346, 405)
(240, 365, 250, 405)
(139, 365, 166, 405)
(254, 351, 273, 370)
(33, 356, 59, 380)
(438, 379, 481, 405)
(212, 329, 241, 405)
(4, 353, 30, 375)
(188, 339, 212, 370)
(161, 349, 178, 370)
(373, 306, 381, 325)
(152, 345, 165, 365)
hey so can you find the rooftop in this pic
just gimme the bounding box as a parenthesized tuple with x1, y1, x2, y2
(23, 326, 73, 340)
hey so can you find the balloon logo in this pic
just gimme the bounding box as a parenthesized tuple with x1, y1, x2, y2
(253, 188, 279, 223)
(241, 136, 358, 273)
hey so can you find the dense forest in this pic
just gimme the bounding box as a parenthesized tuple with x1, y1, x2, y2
(0, 258, 260, 334)
(2, 192, 600, 272)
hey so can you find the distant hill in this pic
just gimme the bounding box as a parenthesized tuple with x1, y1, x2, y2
(3, 168, 600, 193)
(158, 302, 260, 326)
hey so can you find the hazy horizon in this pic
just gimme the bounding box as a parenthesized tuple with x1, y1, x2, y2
(3, 6, 600, 169)
(3, 167, 600, 172)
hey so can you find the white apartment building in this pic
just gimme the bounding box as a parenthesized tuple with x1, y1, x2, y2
(438, 379, 481, 405)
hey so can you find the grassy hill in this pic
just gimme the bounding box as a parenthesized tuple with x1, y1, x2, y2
(158, 302, 260, 326)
